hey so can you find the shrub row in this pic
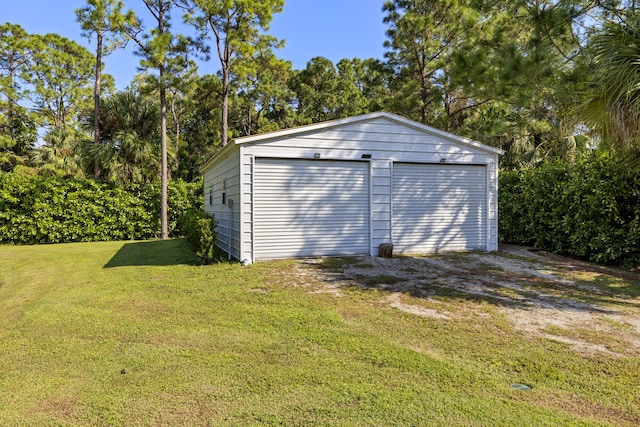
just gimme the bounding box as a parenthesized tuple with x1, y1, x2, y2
(499, 156, 640, 267)
(0, 172, 202, 244)
(180, 208, 217, 264)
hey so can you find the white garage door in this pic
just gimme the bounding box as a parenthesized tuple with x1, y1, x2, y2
(254, 159, 370, 259)
(392, 163, 486, 253)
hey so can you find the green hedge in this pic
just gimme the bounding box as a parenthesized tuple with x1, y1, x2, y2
(0, 172, 202, 244)
(180, 208, 217, 264)
(499, 156, 640, 267)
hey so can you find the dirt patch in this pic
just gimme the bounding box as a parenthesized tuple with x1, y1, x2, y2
(293, 246, 640, 357)
(386, 292, 452, 320)
(34, 394, 78, 420)
(514, 389, 640, 426)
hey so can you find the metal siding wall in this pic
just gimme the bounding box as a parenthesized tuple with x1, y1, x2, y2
(241, 153, 254, 262)
(254, 159, 370, 259)
(242, 118, 498, 165)
(371, 159, 392, 255)
(203, 149, 241, 260)
(392, 163, 487, 253)
(488, 160, 499, 251)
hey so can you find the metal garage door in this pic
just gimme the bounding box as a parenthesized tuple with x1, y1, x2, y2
(392, 163, 486, 253)
(254, 159, 370, 259)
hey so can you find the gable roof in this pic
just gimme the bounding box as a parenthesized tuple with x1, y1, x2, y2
(200, 111, 504, 172)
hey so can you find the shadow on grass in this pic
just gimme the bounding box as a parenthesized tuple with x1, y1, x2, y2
(310, 253, 640, 313)
(104, 239, 199, 268)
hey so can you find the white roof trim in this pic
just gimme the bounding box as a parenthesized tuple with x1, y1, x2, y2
(234, 111, 504, 155)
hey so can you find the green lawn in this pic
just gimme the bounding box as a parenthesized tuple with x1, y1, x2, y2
(0, 240, 638, 426)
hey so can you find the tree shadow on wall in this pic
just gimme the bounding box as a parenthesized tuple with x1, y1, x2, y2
(103, 238, 199, 268)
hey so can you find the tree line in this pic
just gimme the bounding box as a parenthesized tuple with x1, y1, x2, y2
(1, 0, 640, 241)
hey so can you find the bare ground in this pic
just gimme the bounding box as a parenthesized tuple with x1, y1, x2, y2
(290, 245, 640, 358)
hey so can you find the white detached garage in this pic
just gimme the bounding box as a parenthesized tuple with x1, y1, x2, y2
(201, 111, 503, 263)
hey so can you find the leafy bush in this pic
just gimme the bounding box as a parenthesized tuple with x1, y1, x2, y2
(0, 172, 202, 244)
(179, 208, 217, 264)
(125, 179, 203, 238)
(499, 156, 640, 267)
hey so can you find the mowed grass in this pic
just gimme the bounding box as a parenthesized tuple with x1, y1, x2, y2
(0, 240, 638, 426)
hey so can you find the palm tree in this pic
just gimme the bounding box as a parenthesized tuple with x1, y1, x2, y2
(32, 127, 86, 178)
(83, 91, 169, 184)
(583, 12, 640, 155)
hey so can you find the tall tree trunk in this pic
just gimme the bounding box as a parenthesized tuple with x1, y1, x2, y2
(216, 15, 232, 148)
(93, 30, 103, 180)
(246, 106, 252, 136)
(157, 5, 168, 240)
(171, 97, 180, 171)
(7, 52, 15, 138)
(420, 68, 430, 125)
(221, 64, 229, 147)
(160, 63, 169, 240)
(134, 0, 171, 239)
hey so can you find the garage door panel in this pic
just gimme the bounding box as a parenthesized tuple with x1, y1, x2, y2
(254, 159, 370, 259)
(253, 224, 369, 234)
(393, 163, 486, 253)
(256, 210, 368, 222)
(255, 197, 369, 206)
(257, 235, 370, 246)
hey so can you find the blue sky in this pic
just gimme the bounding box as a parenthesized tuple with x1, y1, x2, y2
(3, 0, 388, 89)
